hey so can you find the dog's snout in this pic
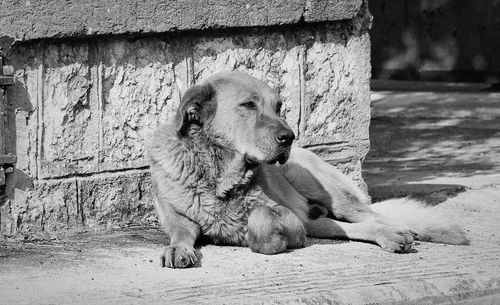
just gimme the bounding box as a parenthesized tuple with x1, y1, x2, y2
(275, 129, 295, 145)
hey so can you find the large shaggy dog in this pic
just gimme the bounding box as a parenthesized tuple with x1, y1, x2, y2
(147, 71, 469, 268)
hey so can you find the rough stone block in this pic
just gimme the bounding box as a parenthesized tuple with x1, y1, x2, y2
(305, 0, 363, 22)
(98, 38, 188, 171)
(0, 0, 363, 42)
(301, 26, 371, 147)
(6, 179, 79, 235)
(5, 44, 41, 178)
(39, 42, 100, 178)
(78, 171, 155, 229)
(4, 171, 155, 234)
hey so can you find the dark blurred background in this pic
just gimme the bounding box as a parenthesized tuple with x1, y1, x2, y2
(370, 0, 500, 83)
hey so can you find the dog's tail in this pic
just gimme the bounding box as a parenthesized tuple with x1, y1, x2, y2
(370, 198, 470, 245)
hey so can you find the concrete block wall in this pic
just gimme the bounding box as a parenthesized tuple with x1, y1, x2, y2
(0, 0, 372, 235)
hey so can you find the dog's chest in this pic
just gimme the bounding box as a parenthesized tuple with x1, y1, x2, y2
(185, 185, 265, 246)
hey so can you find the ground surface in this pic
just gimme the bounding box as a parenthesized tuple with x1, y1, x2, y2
(1, 83, 500, 304)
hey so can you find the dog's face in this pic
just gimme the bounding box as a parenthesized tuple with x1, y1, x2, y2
(175, 71, 295, 165)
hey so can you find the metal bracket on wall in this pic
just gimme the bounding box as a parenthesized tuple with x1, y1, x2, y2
(0, 49, 16, 197)
(0, 63, 14, 86)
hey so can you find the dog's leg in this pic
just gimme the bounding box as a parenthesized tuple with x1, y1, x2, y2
(281, 146, 418, 253)
(279, 147, 372, 220)
(306, 217, 417, 253)
(245, 165, 310, 255)
(155, 199, 201, 268)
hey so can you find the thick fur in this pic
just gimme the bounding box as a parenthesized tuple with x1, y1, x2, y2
(370, 199, 469, 245)
(147, 71, 469, 268)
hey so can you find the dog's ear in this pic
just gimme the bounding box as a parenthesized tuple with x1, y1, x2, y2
(175, 83, 216, 136)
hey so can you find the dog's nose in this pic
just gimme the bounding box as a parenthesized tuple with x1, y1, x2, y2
(275, 129, 295, 145)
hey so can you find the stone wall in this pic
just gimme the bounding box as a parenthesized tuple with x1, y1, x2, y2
(0, 1, 372, 235)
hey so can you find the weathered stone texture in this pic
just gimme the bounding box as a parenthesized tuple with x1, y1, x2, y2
(1, 3, 372, 234)
(5, 45, 40, 178)
(78, 171, 155, 229)
(4, 179, 79, 234)
(2, 171, 155, 235)
(0, 0, 362, 42)
(41, 43, 100, 178)
(99, 39, 187, 170)
(305, 0, 363, 22)
(302, 30, 371, 147)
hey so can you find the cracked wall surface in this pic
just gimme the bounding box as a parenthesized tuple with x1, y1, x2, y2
(0, 6, 371, 235)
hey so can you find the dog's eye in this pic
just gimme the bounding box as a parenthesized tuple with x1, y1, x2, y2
(240, 101, 257, 110)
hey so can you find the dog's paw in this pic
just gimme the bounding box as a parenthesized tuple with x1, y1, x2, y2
(160, 244, 199, 268)
(246, 205, 306, 255)
(273, 205, 306, 248)
(374, 223, 419, 254)
(246, 206, 287, 255)
(247, 226, 288, 255)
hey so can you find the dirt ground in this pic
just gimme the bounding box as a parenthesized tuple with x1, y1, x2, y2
(1, 84, 500, 304)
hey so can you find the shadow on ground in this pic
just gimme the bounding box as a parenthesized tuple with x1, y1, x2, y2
(0, 228, 169, 267)
(363, 90, 500, 204)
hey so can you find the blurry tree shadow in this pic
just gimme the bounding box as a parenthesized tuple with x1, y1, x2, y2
(364, 91, 500, 205)
(370, 0, 500, 82)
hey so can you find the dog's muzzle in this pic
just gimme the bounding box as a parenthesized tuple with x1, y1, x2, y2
(268, 145, 292, 165)
(276, 148, 291, 165)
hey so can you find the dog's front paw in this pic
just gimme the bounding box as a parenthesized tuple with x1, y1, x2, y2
(247, 225, 288, 255)
(374, 222, 419, 254)
(272, 206, 306, 248)
(246, 205, 306, 255)
(160, 244, 199, 268)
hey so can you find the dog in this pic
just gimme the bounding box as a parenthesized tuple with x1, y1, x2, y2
(146, 71, 469, 268)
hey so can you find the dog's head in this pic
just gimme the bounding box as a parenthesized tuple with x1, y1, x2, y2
(175, 71, 295, 165)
